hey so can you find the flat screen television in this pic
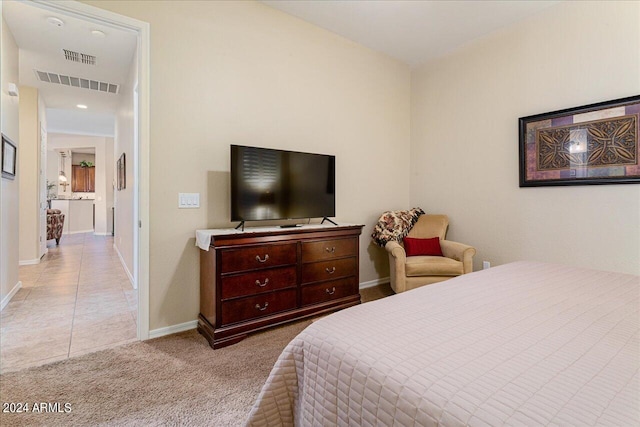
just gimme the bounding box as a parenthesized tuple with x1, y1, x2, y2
(230, 145, 335, 223)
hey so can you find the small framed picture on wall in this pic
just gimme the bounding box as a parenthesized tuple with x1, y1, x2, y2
(2, 134, 17, 180)
(117, 153, 126, 190)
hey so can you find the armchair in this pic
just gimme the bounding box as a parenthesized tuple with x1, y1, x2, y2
(47, 209, 65, 245)
(385, 214, 475, 293)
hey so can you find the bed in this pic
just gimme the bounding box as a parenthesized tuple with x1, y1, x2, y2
(246, 261, 639, 426)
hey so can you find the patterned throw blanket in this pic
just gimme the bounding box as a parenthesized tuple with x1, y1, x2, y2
(371, 207, 425, 247)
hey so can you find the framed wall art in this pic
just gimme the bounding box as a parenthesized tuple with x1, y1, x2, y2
(519, 95, 640, 187)
(2, 134, 17, 180)
(117, 153, 126, 191)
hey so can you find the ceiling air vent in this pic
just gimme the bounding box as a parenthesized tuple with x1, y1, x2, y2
(63, 49, 96, 65)
(34, 70, 119, 94)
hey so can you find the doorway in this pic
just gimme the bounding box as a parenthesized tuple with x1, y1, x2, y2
(1, 0, 149, 370)
(37, 0, 149, 341)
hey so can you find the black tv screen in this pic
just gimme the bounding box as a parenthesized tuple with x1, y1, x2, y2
(230, 145, 335, 222)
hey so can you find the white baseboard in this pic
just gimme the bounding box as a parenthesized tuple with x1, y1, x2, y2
(114, 244, 135, 289)
(93, 232, 111, 236)
(68, 229, 95, 235)
(19, 259, 41, 266)
(359, 277, 390, 289)
(1, 281, 22, 311)
(148, 320, 198, 339)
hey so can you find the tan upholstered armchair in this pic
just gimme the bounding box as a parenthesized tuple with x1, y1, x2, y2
(385, 215, 475, 293)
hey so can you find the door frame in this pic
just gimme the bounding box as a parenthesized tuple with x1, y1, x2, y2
(39, 122, 47, 258)
(32, 0, 151, 339)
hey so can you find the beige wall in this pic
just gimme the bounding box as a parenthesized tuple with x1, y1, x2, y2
(18, 86, 39, 263)
(411, 1, 640, 274)
(1, 14, 20, 308)
(85, 0, 412, 330)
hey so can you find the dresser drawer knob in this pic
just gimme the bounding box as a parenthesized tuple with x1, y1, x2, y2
(325, 267, 336, 274)
(255, 302, 269, 311)
(325, 246, 335, 253)
(255, 278, 269, 287)
(326, 287, 336, 295)
(255, 254, 270, 263)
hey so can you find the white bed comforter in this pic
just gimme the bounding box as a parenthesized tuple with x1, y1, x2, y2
(246, 261, 639, 426)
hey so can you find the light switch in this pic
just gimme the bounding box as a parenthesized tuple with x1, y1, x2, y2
(179, 193, 200, 208)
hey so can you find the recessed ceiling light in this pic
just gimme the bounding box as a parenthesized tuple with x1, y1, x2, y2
(77, 104, 88, 109)
(91, 29, 106, 38)
(47, 17, 64, 27)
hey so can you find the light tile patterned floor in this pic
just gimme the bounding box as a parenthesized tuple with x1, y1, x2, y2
(0, 233, 137, 373)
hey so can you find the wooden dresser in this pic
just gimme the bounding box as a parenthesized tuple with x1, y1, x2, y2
(197, 224, 363, 349)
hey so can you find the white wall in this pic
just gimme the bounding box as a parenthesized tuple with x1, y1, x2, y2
(95, 137, 114, 235)
(104, 137, 114, 235)
(1, 14, 20, 307)
(411, 1, 640, 274)
(87, 0, 412, 330)
(38, 92, 47, 257)
(94, 144, 105, 232)
(71, 153, 95, 165)
(113, 47, 136, 280)
(46, 149, 58, 199)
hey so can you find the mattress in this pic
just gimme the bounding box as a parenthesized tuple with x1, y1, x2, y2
(246, 261, 639, 426)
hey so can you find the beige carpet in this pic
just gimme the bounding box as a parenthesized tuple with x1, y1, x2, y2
(0, 284, 393, 426)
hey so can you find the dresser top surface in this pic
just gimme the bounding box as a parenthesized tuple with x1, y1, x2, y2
(196, 223, 363, 251)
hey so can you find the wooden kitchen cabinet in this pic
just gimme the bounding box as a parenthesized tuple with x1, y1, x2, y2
(71, 166, 95, 192)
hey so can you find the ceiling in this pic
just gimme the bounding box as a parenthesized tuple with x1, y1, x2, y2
(2, 1, 137, 135)
(261, 0, 560, 67)
(3, 0, 559, 134)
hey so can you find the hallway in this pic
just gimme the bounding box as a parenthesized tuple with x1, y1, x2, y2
(1, 233, 137, 373)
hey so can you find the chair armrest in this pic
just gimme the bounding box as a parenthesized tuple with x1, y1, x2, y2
(440, 240, 476, 274)
(385, 241, 407, 293)
(385, 241, 406, 261)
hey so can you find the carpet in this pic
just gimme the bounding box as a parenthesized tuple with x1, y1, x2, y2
(0, 284, 393, 426)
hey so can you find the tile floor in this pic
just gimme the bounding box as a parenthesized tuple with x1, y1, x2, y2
(0, 233, 137, 373)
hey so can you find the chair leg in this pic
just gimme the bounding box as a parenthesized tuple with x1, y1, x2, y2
(56, 237, 60, 245)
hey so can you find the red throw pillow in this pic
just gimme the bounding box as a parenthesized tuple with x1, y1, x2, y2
(403, 237, 443, 257)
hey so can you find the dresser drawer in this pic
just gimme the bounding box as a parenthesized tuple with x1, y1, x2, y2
(302, 237, 357, 262)
(302, 257, 357, 284)
(221, 289, 297, 326)
(220, 243, 297, 274)
(301, 277, 358, 306)
(221, 267, 297, 300)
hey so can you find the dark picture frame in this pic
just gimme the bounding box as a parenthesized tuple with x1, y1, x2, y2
(117, 153, 126, 191)
(519, 95, 640, 187)
(2, 134, 17, 180)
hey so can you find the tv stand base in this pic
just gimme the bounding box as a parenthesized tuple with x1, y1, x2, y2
(236, 218, 337, 230)
(321, 217, 338, 226)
